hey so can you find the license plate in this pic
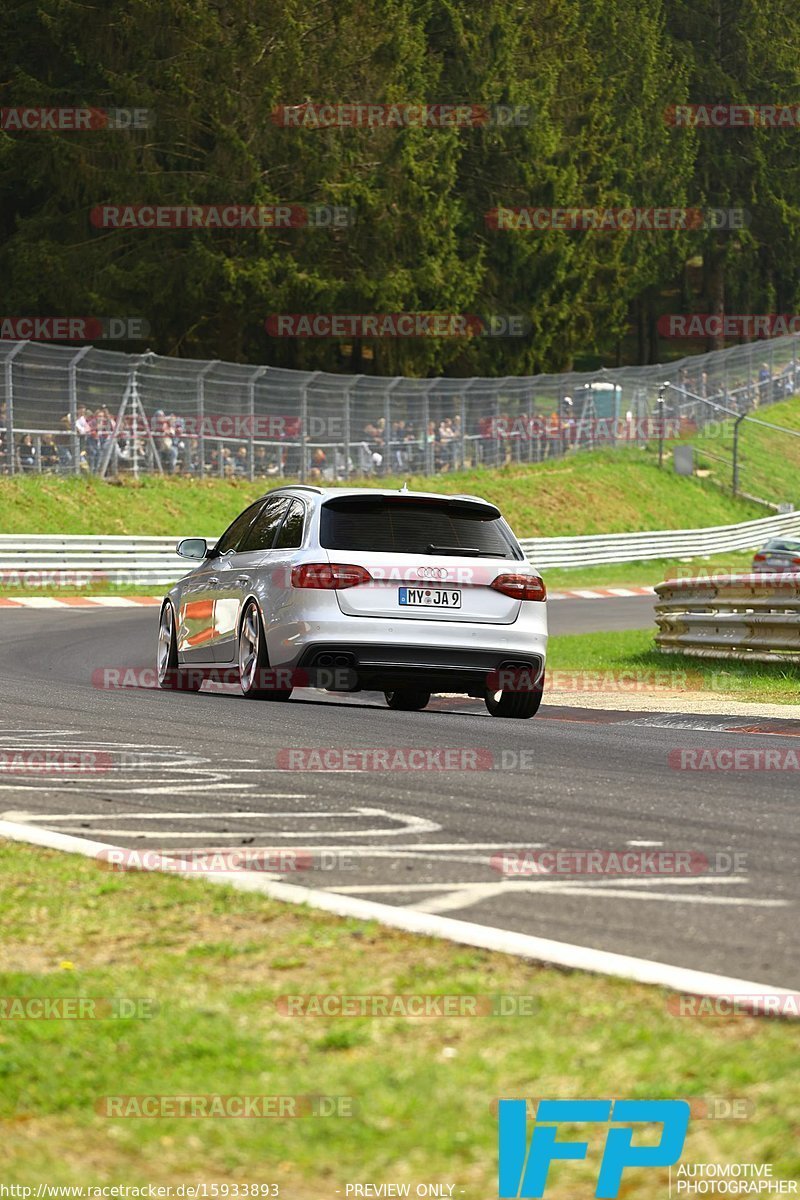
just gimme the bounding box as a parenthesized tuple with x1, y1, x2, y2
(398, 587, 462, 609)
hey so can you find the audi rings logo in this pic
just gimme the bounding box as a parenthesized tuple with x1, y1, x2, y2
(417, 566, 449, 580)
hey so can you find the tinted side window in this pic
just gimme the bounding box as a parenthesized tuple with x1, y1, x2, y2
(238, 498, 290, 553)
(274, 500, 305, 549)
(214, 503, 262, 555)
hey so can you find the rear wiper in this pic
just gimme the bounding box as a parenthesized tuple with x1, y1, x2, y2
(426, 544, 503, 558)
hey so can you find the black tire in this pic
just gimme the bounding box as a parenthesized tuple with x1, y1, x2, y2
(238, 601, 293, 701)
(384, 688, 431, 711)
(157, 602, 203, 692)
(484, 679, 543, 719)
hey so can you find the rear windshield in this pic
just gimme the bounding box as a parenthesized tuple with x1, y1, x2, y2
(763, 540, 800, 552)
(320, 498, 521, 559)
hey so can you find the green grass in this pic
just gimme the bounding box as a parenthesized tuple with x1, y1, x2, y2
(0, 841, 797, 1193)
(548, 629, 800, 705)
(676, 394, 800, 507)
(542, 550, 758, 590)
(0, 448, 766, 540)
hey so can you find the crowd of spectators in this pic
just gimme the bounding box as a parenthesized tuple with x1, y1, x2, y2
(3, 358, 799, 477)
(1, 404, 473, 479)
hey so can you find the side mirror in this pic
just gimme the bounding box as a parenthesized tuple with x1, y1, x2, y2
(176, 537, 208, 561)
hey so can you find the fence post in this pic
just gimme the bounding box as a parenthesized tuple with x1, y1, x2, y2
(384, 381, 394, 477)
(732, 411, 748, 495)
(197, 361, 218, 479)
(300, 372, 320, 482)
(344, 378, 359, 479)
(68, 345, 92, 476)
(248, 365, 267, 482)
(423, 382, 434, 474)
(3, 341, 26, 476)
(385, 377, 403, 476)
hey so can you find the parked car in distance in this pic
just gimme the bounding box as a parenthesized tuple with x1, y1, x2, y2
(751, 539, 800, 573)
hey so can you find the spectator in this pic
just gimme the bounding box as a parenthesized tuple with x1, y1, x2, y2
(40, 434, 59, 471)
(220, 445, 234, 476)
(56, 415, 73, 471)
(18, 434, 37, 471)
(425, 420, 440, 471)
(310, 446, 335, 480)
(151, 408, 179, 473)
(234, 446, 249, 476)
(85, 409, 101, 472)
(438, 417, 456, 470)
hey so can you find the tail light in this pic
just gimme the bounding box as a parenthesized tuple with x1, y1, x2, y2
(491, 573, 546, 602)
(291, 563, 372, 590)
(753, 554, 766, 562)
(792, 558, 800, 566)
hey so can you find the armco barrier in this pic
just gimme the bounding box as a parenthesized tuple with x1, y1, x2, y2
(2, 507, 800, 585)
(518, 509, 800, 568)
(654, 574, 800, 662)
(0, 535, 207, 586)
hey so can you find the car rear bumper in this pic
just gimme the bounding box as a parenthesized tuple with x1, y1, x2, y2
(290, 637, 546, 693)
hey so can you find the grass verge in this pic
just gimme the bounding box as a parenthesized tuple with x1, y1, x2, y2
(0, 841, 797, 1194)
(682, 394, 800, 507)
(0, 449, 765, 539)
(542, 550, 758, 591)
(548, 629, 800, 706)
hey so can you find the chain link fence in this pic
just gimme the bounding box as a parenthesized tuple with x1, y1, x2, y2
(1, 335, 799, 485)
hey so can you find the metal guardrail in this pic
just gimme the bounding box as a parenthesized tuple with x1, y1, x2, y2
(3, 507, 800, 585)
(654, 574, 800, 663)
(0, 535, 203, 586)
(518, 509, 800, 568)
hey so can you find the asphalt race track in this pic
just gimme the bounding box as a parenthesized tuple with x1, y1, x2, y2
(0, 602, 798, 989)
(547, 594, 656, 634)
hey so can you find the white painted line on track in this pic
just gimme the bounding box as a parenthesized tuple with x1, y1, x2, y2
(0, 818, 795, 1012)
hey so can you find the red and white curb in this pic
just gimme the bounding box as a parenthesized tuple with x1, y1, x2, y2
(547, 586, 655, 600)
(0, 590, 655, 608)
(0, 596, 162, 609)
(0, 818, 795, 1013)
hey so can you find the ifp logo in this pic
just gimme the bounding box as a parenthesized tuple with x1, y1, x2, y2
(498, 1099, 690, 1197)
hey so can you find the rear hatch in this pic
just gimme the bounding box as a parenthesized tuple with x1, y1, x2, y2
(319, 494, 534, 624)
